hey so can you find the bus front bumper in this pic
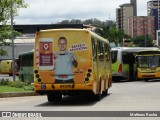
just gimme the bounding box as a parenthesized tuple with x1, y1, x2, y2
(138, 72, 160, 79)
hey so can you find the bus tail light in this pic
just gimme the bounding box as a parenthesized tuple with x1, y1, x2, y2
(118, 64, 122, 73)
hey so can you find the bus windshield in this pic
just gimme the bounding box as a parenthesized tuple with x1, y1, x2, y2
(137, 56, 160, 68)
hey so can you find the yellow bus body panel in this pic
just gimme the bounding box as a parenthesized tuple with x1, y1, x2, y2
(34, 29, 112, 95)
(137, 68, 160, 79)
(0, 60, 12, 74)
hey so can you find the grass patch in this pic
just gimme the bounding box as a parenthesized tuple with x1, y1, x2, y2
(0, 86, 33, 93)
(0, 78, 34, 93)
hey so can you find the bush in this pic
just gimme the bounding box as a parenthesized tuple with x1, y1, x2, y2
(24, 85, 34, 91)
(0, 78, 9, 85)
(0, 78, 33, 89)
(7, 81, 28, 88)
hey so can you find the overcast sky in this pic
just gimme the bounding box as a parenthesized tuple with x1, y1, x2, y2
(14, 0, 149, 24)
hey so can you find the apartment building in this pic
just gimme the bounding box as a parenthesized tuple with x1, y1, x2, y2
(116, 0, 137, 34)
(128, 16, 155, 39)
(147, 0, 160, 31)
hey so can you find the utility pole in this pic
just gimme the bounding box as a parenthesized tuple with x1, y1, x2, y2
(10, 0, 15, 81)
(145, 34, 146, 47)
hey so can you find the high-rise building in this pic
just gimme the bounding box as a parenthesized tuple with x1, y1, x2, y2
(147, 0, 160, 33)
(116, 0, 137, 34)
(131, 0, 137, 16)
(128, 16, 155, 39)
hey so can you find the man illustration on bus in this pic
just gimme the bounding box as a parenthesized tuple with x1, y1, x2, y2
(36, 37, 78, 83)
(54, 37, 78, 83)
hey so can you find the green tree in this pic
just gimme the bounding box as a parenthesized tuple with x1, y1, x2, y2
(0, 0, 27, 56)
(95, 24, 130, 47)
(131, 35, 154, 47)
(94, 25, 110, 39)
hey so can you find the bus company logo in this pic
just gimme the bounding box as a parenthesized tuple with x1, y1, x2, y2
(43, 43, 49, 50)
(2, 112, 11, 117)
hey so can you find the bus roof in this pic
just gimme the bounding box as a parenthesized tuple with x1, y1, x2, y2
(111, 47, 159, 53)
(0, 60, 12, 63)
(37, 28, 109, 44)
(137, 50, 160, 55)
(19, 50, 34, 56)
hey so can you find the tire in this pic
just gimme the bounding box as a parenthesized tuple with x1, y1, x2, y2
(47, 93, 62, 102)
(94, 93, 101, 101)
(9, 74, 13, 76)
(145, 79, 148, 82)
(88, 92, 101, 101)
(93, 79, 102, 101)
(102, 89, 108, 96)
(112, 77, 120, 82)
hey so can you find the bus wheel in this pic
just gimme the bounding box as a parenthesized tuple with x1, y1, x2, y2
(112, 77, 120, 82)
(145, 79, 148, 82)
(9, 74, 13, 76)
(47, 93, 62, 102)
(94, 78, 102, 101)
(102, 89, 108, 96)
(94, 92, 101, 101)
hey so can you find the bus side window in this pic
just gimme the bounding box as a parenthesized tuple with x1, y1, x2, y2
(91, 38, 96, 61)
(159, 57, 160, 67)
(28, 54, 31, 66)
(105, 44, 110, 61)
(98, 41, 103, 61)
(111, 50, 118, 63)
(30, 53, 33, 66)
(16, 59, 20, 70)
(20, 55, 24, 66)
(24, 55, 26, 66)
(122, 53, 135, 64)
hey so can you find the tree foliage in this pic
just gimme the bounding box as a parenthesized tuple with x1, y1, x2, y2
(95, 23, 130, 47)
(0, 0, 27, 56)
(131, 35, 154, 47)
(57, 18, 115, 27)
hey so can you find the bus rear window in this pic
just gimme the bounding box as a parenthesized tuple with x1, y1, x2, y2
(111, 50, 117, 63)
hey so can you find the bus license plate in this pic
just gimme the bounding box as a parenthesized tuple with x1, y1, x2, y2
(60, 85, 72, 89)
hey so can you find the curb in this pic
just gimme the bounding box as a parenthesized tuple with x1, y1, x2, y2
(0, 92, 39, 98)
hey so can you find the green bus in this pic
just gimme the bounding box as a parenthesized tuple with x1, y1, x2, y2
(111, 47, 159, 81)
(18, 50, 34, 83)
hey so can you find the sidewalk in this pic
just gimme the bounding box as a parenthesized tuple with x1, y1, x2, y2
(0, 91, 39, 98)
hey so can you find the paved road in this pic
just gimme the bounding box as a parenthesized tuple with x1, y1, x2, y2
(0, 80, 160, 120)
